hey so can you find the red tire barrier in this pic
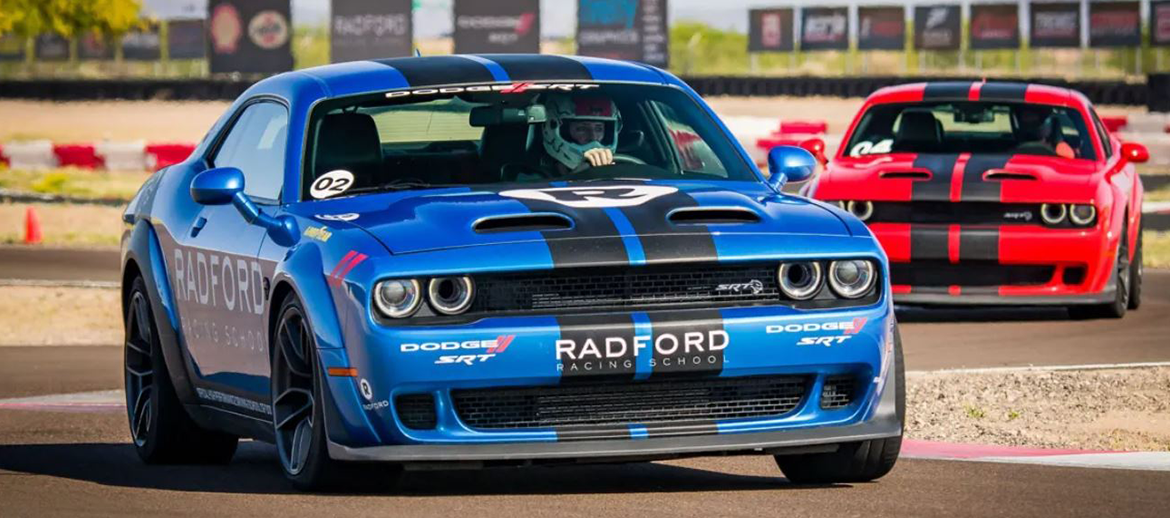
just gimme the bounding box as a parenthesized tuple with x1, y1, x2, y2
(778, 120, 828, 135)
(1100, 116, 1128, 132)
(52, 144, 104, 169)
(145, 143, 196, 171)
(0, 144, 8, 168)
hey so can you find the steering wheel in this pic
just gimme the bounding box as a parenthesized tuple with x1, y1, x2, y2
(500, 162, 554, 182)
(612, 154, 646, 165)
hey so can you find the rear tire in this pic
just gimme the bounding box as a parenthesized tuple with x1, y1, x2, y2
(125, 276, 238, 464)
(1069, 222, 1131, 320)
(775, 326, 904, 484)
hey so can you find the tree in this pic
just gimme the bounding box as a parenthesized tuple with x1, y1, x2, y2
(0, 0, 142, 38)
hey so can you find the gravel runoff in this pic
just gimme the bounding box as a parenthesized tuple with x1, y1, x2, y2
(907, 367, 1170, 452)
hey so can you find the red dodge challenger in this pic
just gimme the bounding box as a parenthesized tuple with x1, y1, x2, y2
(805, 81, 1147, 318)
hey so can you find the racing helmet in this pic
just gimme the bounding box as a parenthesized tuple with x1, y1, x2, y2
(541, 94, 622, 170)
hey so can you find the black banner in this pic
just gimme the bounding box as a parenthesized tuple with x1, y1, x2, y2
(1089, 1, 1140, 48)
(208, 0, 293, 74)
(914, 5, 960, 50)
(1030, 2, 1080, 48)
(969, 4, 1019, 50)
(577, 0, 669, 67)
(453, 0, 539, 54)
(34, 34, 70, 61)
(168, 19, 207, 59)
(748, 9, 794, 52)
(331, 0, 412, 62)
(1154, 1, 1170, 47)
(0, 34, 24, 62)
(78, 32, 114, 60)
(801, 7, 848, 51)
(858, 6, 905, 51)
(122, 23, 162, 61)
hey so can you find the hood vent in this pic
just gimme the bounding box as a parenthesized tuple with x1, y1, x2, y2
(474, 213, 574, 234)
(984, 169, 1038, 181)
(879, 170, 931, 180)
(668, 207, 761, 225)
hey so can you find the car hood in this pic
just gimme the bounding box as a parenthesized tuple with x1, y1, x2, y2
(815, 153, 1101, 203)
(307, 181, 852, 259)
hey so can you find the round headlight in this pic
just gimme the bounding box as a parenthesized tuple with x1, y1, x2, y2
(428, 276, 475, 315)
(778, 262, 823, 300)
(847, 200, 874, 221)
(1069, 204, 1096, 226)
(374, 279, 421, 318)
(835, 200, 848, 210)
(1040, 203, 1067, 225)
(828, 260, 877, 299)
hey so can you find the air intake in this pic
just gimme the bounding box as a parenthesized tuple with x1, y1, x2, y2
(984, 170, 1038, 181)
(668, 207, 760, 225)
(474, 213, 573, 233)
(879, 171, 931, 180)
(395, 394, 437, 430)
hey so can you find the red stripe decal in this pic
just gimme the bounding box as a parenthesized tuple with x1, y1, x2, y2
(333, 253, 367, 286)
(950, 153, 970, 202)
(328, 251, 358, 285)
(948, 224, 961, 264)
(491, 335, 515, 353)
(948, 285, 962, 296)
(968, 82, 982, 101)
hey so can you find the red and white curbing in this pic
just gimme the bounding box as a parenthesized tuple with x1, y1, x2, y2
(0, 141, 195, 172)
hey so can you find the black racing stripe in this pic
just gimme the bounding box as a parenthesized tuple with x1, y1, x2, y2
(620, 188, 718, 264)
(979, 83, 1028, 102)
(961, 154, 1011, 202)
(922, 82, 973, 100)
(910, 154, 960, 201)
(643, 420, 719, 439)
(555, 314, 637, 381)
(963, 286, 1000, 295)
(913, 286, 951, 295)
(959, 226, 1000, 262)
(909, 225, 949, 261)
(556, 425, 631, 442)
(371, 56, 495, 86)
(478, 54, 593, 81)
(645, 309, 726, 378)
(492, 184, 630, 268)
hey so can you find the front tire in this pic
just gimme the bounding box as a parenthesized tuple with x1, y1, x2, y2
(1070, 222, 1131, 320)
(1128, 226, 1143, 310)
(775, 327, 904, 484)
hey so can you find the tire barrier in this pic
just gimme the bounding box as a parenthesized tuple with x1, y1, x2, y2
(0, 140, 190, 171)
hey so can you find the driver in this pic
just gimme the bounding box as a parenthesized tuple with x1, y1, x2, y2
(1017, 106, 1075, 159)
(541, 94, 622, 175)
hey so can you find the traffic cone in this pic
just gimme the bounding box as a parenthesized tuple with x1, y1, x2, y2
(24, 206, 42, 245)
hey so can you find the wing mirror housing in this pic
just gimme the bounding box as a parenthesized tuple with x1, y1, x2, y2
(190, 167, 299, 247)
(766, 146, 818, 192)
(799, 138, 829, 166)
(1121, 142, 1149, 164)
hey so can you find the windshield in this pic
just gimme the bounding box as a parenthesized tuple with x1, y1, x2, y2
(301, 83, 752, 200)
(844, 101, 1096, 161)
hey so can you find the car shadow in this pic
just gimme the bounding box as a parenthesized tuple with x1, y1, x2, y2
(895, 305, 1073, 323)
(0, 442, 846, 496)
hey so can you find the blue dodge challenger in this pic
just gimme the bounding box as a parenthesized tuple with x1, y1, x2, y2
(120, 54, 903, 490)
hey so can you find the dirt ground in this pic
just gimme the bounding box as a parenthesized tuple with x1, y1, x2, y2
(0, 286, 121, 346)
(0, 202, 123, 247)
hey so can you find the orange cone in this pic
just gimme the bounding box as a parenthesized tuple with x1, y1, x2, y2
(24, 206, 42, 245)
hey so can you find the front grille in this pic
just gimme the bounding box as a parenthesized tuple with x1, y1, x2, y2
(472, 264, 782, 313)
(821, 375, 857, 410)
(892, 261, 1055, 287)
(869, 202, 1041, 225)
(452, 375, 807, 430)
(395, 394, 437, 430)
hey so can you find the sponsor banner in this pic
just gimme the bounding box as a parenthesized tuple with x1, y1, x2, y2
(1089, 1, 1140, 48)
(577, 0, 669, 67)
(1155, 1, 1170, 46)
(0, 34, 24, 62)
(34, 34, 70, 62)
(168, 19, 207, 59)
(331, 0, 412, 62)
(78, 32, 115, 60)
(914, 5, 960, 50)
(208, 0, 293, 74)
(122, 23, 162, 61)
(969, 3, 1019, 50)
(801, 7, 849, 51)
(858, 6, 905, 51)
(748, 8, 795, 52)
(1030, 2, 1081, 48)
(454, 0, 539, 54)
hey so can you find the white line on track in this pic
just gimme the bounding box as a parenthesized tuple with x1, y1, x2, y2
(909, 361, 1170, 375)
(0, 279, 119, 289)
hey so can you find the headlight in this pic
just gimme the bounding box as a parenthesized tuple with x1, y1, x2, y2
(427, 276, 475, 315)
(373, 279, 422, 318)
(828, 260, 877, 299)
(778, 262, 823, 300)
(1040, 203, 1067, 225)
(834, 201, 848, 210)
(846, 200, 874, 221)
(1069, 204, 1096, 226)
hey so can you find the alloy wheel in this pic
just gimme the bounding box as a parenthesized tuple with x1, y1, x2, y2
(273, 307, 316, 476)
(124, 291, 155, 448)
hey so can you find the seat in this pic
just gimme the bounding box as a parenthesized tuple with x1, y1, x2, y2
(479, 124, 534, 181)
(313, 113, 383, 190)
(894, 111, 943, 153)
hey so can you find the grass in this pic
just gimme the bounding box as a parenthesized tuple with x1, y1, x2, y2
(1146, 184, 1170, 202)
(0, 168, 147, 201)
(964, 405, 986, 419)
(1145, 231, 1170, 269)
(1137, 164, 1170, 176)
(0, 201, 124, 248)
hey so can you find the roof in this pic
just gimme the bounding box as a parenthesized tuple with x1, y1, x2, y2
(865, 81, 1087, 108)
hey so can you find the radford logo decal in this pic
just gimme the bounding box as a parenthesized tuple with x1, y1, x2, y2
(500, 185, 679, 208)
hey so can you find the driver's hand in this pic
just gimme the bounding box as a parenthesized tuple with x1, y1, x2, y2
(583, 148, 614, 167)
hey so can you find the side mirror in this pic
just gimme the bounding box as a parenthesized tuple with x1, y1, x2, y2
(190, 167, 244, 205)
(799, 138, 828, 166)
(1121, 142, 1149, 164)
(766, 146, 818, 192)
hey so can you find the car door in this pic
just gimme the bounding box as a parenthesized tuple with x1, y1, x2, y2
(171, 99, 289, 405)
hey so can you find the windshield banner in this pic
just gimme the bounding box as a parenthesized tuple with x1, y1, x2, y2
(331, 0, 412, 62)
(577, 0, 669, 67)
(969, 4, 1019, 50)
(1030, 2, 1081, 48)
(858, 6, 905, 51)
(801, 7, 849, 51)
(208, 0, 293, 74)
(1089, 1, 1140, 48)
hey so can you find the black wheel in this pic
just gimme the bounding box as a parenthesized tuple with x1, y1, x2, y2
(775, 326, 904, 484)
(1070, 222, 1131, 320)
(125, 276, 238, 464)
(1129, 226, 1143, 310)
(271, 293, 397, 492)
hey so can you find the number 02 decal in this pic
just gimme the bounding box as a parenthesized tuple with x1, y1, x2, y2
(310, 170, 355, 199)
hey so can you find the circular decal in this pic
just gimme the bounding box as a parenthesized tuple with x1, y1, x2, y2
(359, 379, 373, 401)
(209, 3, 242, 54)
(310, 170, 355, 199)
(499, 185, 679, 209)
(315, 213, 360, 222)
(248, 10, 290, 50)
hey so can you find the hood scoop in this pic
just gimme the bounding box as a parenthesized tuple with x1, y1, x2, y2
(473, 213, 574, 234)
(668, 207, 761, 225)
(984, 169, 1038, 181)
(879, 170, 932, 180)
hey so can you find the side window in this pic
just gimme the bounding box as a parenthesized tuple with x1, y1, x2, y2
(212, 101, 288, 201)
(651, 101, 729, 177)
(1090, 110, 1114, 160)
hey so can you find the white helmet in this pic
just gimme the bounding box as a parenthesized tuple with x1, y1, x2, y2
(541, 94, 622, 171)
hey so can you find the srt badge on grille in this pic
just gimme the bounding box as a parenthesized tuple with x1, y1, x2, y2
(715, 279, 764, 295)
(1003, 211, 1033, 222)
